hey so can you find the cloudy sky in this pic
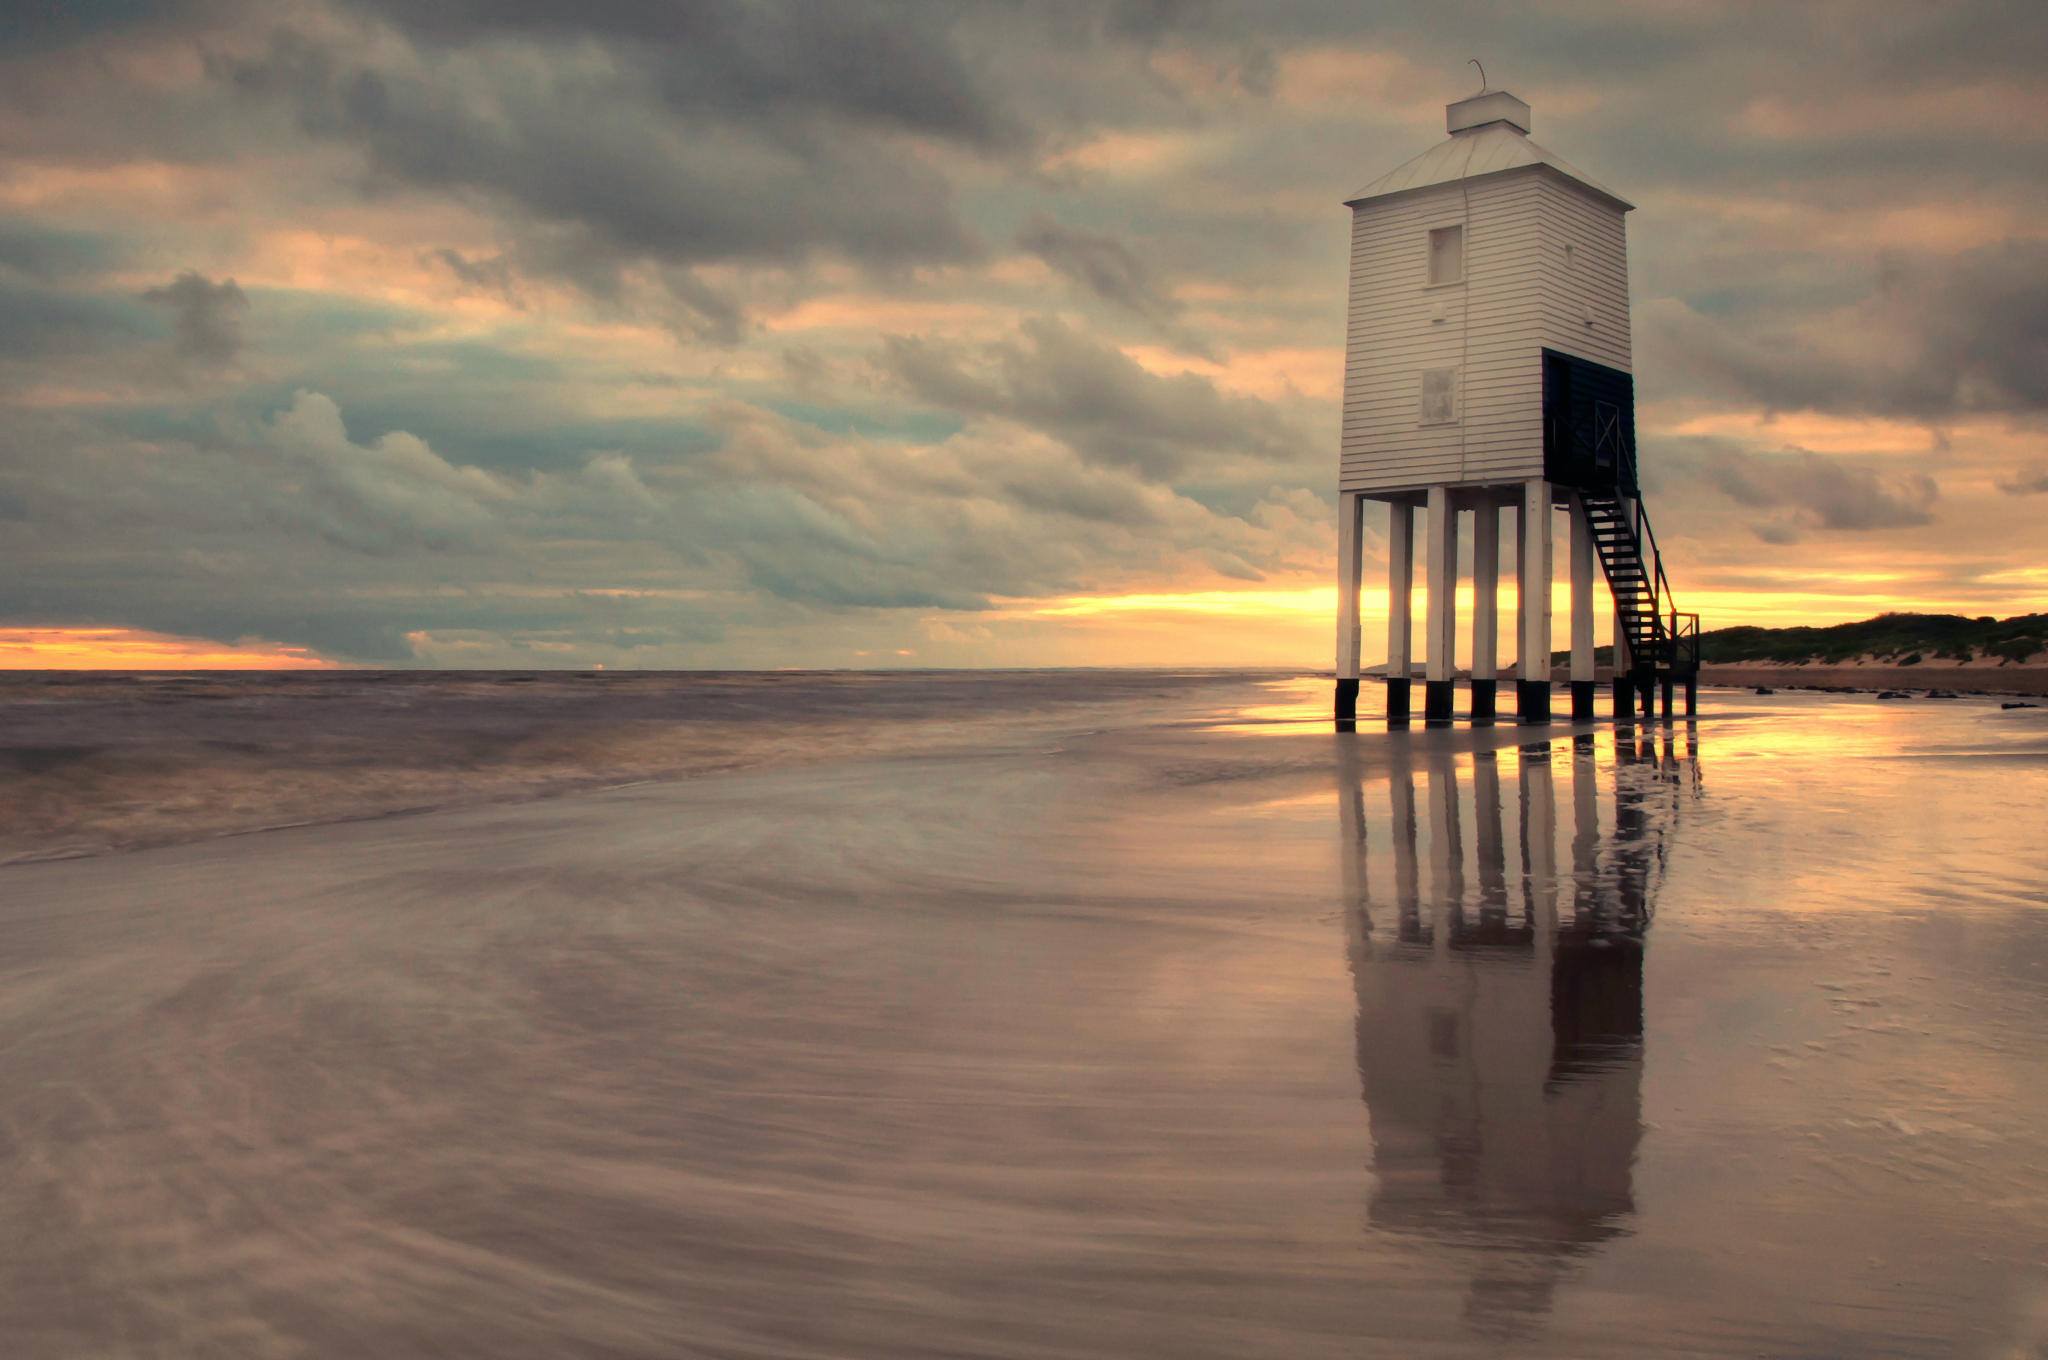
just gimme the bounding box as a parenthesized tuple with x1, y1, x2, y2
(1, 0, 2042, 669)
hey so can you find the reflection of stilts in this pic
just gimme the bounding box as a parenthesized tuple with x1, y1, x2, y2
(1429, 754, 1464, 951)
(1390, 755, 1423, 948)
(1346, 731, 1698, 1339)
(1470, 752, 1516, 944)
(1519, 740, 1557, 943)
(1340, 743, 1369, 954)
(1569, 736, 1602, 934)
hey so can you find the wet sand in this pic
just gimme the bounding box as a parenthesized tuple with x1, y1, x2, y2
(1700, 665, 2048, 696)
(0, 669, 1289, 862)
(1, 677, 2045, 1357)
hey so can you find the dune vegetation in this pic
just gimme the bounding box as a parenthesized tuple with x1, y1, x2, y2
(1555, 612, 2048, 668)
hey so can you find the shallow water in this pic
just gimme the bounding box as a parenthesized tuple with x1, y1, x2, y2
(1, 675, 2044, 1357)
(0, 669, 1288, 861)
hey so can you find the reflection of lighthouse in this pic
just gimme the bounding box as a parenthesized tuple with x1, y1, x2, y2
(1340, 731, 1693, 1337)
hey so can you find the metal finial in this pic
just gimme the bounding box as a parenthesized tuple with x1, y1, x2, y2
(1468, 59, 1486, 95)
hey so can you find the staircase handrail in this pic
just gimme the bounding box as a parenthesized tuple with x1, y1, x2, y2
(1631, 500, 1671, 660)
(1584, 490, 1696, 675)
(1669, 611, 1700, 674)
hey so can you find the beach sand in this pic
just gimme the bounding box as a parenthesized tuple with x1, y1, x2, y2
(0, 669, 1285, 863)
(0, 674, 2044, 1357)
(1375, 664, 2048, 696)
(1698, 664, 2048, 695)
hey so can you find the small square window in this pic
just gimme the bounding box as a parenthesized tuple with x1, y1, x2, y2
(1428, 225, 1463, 285)
(1419, 367, 1459, 425)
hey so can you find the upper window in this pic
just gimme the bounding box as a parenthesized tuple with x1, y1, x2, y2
(1427, 225, 1464, 285)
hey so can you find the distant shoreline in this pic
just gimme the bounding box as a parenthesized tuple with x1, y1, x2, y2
(1364, 664, 2048, 697)
(1694, 665, 2048, 697)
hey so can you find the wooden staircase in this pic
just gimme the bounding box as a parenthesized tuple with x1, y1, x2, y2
(1580, 494, 1698, 679)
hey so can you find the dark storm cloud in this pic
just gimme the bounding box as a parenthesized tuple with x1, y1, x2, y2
(0, 282, 151, 360)
(1701, 445, 1938, 545)
(1645, 240, 2048, 420)
(670, 394, 1315, 613)
(0, 378, 1304, 657)
(1840, 0, 2048, 82)
(180, 0, 1263, 341)
(1014, 211, 1188, 334)
(141, 271, 249, 364)
(710, 495, 986, 611)
(1878, 242, 2048, 416)
(881, 317, 1302, 481)
(0, 222, 114, 282)
(780, 346, 830, 398)
(357, 0, 1008, 144)
(0, 258, 247, 384)
(0, 396, 707, 658)
(997, 458, 1158, 526)
(3, 391, 667, 562)
(0, 0, 205, 54)
(1996, 467, 2048, 496)
(208, 5, 1012, 334)
(352, 0, 1216, 58)
(1244, 0, 2041, 91)
(693, 403, 1199, 603)
(427, 248, 514, 292)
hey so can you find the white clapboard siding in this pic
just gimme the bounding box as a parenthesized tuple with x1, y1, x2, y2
(1338, 101, 1633, 499)
(1532, 179, 1632, 371)
(1339, 171, 1546, 494)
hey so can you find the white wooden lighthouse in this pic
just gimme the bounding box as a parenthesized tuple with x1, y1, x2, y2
(1333, 86, 1693, 727)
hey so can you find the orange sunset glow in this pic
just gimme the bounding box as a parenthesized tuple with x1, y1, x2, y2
(0, 629, 342, 670)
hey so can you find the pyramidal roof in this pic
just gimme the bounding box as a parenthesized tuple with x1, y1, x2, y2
(1344, 90, 1632, 212)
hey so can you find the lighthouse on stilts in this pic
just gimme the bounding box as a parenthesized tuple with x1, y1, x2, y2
(1332, 81, 1698, 730)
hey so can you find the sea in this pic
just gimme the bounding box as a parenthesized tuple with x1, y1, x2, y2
(1, 669, 2045, 1358)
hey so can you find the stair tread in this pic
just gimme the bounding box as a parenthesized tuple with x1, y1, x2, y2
(1586, 499, 1688, 633)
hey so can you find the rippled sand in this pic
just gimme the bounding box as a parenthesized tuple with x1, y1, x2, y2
(1, 675, 2045, 1357)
